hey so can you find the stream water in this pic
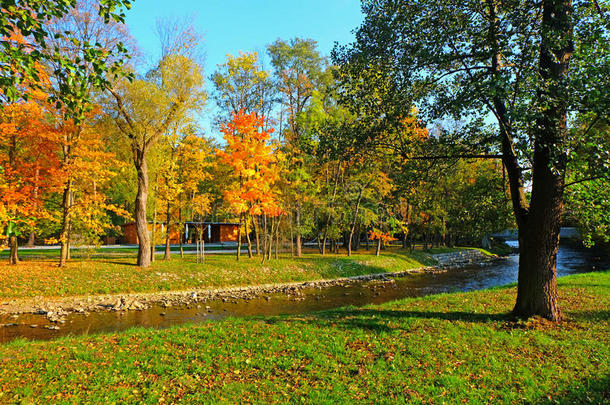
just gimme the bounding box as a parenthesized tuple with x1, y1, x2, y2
(1, 243, 608, 343)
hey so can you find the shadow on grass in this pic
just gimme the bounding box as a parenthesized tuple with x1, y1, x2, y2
(265, 308, 512, 333)
(561, 282, 610, 289)
(103, 260, 138, 266)
(565, 309, 610, 321)
(534, 374, 610, 404)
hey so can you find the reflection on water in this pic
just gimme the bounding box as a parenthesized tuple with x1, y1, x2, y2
(1, 244, 608, 343)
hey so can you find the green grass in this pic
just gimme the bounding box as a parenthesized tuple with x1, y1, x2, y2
(0, 245, 236, 259)
(0, 271, 607, 404)
(0, 250, 439, 299)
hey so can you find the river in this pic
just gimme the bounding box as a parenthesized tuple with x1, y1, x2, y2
(1, 243, 607, 343)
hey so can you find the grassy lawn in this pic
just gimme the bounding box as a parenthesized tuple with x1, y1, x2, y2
(0, 245, 237, 259)
(0, 250, 440, 299)
(0, 271, 607, 403)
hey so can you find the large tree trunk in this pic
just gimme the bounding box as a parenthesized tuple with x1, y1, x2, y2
(512, 0, 571, 321)
(487, 0, 572, 321)
(135, 151, 151, 268)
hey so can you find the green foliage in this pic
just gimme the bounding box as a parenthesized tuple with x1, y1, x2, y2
(1, 0, 133, 120)
(564, 116, 610, 246)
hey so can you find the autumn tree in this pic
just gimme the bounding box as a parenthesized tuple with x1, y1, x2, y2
(62, 119, 131, 248)
(216, 110, 282, 261)
(0, 82, 61, 264)
(39, 0, 134, 266)
(211, 52, 274, 123)
(176, 132, 213, 259)
(107, 51, 205, 267)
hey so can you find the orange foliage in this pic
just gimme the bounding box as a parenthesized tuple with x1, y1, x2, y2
(0, 84, 63, 235)
(369, 229, 397, 243)
(216, 110, 283, 218)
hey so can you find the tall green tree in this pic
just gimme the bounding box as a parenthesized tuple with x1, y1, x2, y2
(268, 38, 326, 256)
(335, 0, 609, 320)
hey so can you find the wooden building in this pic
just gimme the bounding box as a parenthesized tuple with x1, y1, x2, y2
(121, 222, 240, 244)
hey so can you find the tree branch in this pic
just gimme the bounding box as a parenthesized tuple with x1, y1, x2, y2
(564, 175, 609, 189)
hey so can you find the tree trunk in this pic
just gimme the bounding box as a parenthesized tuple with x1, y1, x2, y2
(201, 234, 205, 263)
(179, 222, 184, 259)
(376, 238, 381, 257)
(164, 201, 171, 260)
(493, 0, 571, 321)
(322, 162, 341, 256)
(267, 216, 274, 261)
(347, 186, 366, 256)
(246, 216, 253, 258)
(151, 191, 157, 263)
(236, 214, 242, 261)
(58, 179, 72, 267)
(135, 151, 151, 268)
(9, 235, 19, 265)
(261, 215, 267, 264)
(200, 226, 206, 264)
(26, 231, 35, 247)
(252, 214, 260, 256)
(512, 0, 571, 321)
(179, 198, 184, 259)
(295, 205, 302, 257)
(275, 214, 282, 260)
(289, 216, 294, 258)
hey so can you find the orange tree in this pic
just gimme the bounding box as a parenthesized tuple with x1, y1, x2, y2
(0, 79, 62, 264)
(216, 110, 282, 261)
(369, 229, 398, 256)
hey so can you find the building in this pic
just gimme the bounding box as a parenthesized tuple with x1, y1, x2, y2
(121, 222, 240, 244)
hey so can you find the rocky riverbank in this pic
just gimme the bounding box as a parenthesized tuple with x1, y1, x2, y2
(0, 251, 502, 325)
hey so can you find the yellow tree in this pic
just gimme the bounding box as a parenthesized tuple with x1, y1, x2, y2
(211, 51, 274, 124)
(107, 53, 205, 267)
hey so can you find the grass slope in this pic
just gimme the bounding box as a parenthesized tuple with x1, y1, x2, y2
(0, 250, 440, 299)
(0, 271, 608, 404)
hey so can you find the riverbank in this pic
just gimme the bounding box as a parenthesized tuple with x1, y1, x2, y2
(0, 249, 498, 319)
(1, 271, 607, 403)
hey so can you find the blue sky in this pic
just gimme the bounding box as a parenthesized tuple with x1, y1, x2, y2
(125, 1, 365, 137)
